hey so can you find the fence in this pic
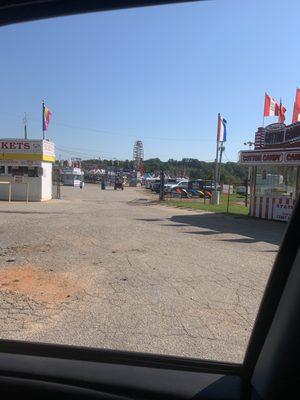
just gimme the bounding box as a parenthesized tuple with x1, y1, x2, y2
(13, 182, 29, 203)
(0, 181, 12, 202)
(221, 181, 250, 215)
(0, 181, 30, 202)
(52, 168, 62, 199)
(165, 180, 250, 216)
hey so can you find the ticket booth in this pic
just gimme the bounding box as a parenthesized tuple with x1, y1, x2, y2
(0, 139, 55, 201)
(239, 123, 300, 222)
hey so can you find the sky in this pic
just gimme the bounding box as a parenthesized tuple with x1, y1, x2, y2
(0, 0, 300, 162)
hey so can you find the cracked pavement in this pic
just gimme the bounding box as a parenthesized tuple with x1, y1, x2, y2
(0, 185, 285, 362)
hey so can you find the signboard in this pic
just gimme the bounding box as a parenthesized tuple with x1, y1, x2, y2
(240, 149, 300, 165)
(14, 175, 24, 184)
(0, 139, 55, 162)
(273, 202, 294, 222)
(0, 159, 42, 166)
(254, 122, 300, 150)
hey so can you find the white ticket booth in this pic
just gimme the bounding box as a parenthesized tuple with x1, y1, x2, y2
(0, 139, 55, 201)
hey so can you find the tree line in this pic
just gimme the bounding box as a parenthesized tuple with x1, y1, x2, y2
(81, 158, 248, 184)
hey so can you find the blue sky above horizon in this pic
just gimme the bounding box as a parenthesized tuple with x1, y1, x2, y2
(0, 0, 299, 162)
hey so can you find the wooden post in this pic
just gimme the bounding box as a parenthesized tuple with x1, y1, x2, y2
(26, 182, 29, 203)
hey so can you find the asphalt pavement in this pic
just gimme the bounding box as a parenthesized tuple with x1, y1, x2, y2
(0, 185, 285, 362)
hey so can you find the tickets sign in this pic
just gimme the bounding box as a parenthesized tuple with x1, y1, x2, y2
(0, 139, 55, 162)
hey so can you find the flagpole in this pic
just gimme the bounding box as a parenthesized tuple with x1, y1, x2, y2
(218, 142, 224, 184)
(42, 100, 45, 140)
(23, 112, 28, 139)
(262, 92, 266, 127)
(214, 113, 220, 188)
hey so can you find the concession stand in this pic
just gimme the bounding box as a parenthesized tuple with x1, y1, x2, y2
(0, 139, 55, 201)
(239, 122, 300, 222)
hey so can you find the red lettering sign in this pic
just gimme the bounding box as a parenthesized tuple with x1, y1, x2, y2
(1, 142, 9, 149)
(286, 153, 300, 162)
(0, 141, 31, 150)
(262, 153, 282, 162)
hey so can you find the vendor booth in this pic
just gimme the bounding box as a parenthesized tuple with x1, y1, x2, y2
(239, 122, 300, 221)
(0, 139, 55, 201)
(61, 167, 84, 187)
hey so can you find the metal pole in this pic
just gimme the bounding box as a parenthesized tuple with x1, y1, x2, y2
(245, 178, 248, 208)
(159, 169, 165, 201)
(214, 113, 220, 188)
(42, 100, 45, 140)
(26, 182, 29, 203)
(23, 112, 28, 139)
(8, 183, 11, 202)
(226, 184, 231, 213)
(218, 143, 224, 184)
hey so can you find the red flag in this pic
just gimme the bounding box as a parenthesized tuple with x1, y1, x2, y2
(278, 98, 286, 123)
(264, 92, 279, 117)
(292, 88, 300, 123)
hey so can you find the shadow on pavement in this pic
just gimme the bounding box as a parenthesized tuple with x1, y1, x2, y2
(169, 213, 286, 246)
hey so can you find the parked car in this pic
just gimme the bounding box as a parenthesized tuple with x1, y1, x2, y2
(236, 185, 250, 195)
(165, 179, 189, 193)
(150, 179, 161, 191)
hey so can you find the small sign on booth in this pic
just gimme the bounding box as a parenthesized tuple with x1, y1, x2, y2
(273, 202, 294, 222)
(14, 175, 24, 184)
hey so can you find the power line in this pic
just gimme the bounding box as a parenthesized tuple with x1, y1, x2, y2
(223, 151, 236, 163)
(0, 110, 213, 143)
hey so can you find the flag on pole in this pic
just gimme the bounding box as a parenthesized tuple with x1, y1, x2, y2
(43, 102, 52, 131)
(217, 114, 227, 142)
(264, 92, 279, 117)
(278, 98, 286, 123)
(292, 87, 300, 123)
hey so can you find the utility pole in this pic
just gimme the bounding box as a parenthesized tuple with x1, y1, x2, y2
(23, 112, 28, 139)
(214, 113, 220, 188)
(212, 113, 221, 204)
(159, 169, 165, 201)
(218, 143, 225, 184)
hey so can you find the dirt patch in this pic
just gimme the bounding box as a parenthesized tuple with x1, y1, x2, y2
(0, 265, 80, 303)
(0, 243, 51, 257)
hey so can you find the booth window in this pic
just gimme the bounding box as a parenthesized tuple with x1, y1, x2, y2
(28, 167, 39, 177)
(0, 166, 4, 174)
(255, 166, 299, 199)
(11, 166, 28, 176)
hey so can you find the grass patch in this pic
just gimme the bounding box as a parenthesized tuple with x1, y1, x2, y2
(166, 196, 249, 216)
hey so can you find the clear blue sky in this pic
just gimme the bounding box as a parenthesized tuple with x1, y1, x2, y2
(0, 0, 299, 162)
